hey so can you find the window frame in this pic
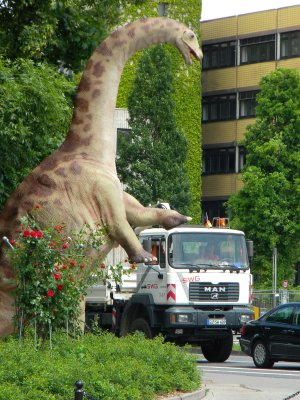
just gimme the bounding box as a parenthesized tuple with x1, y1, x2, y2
(281, 30, 300, 59)
(239, 90, 259, 118)
(202, 147, 236, 175)
(202, 93, 237, 122)
(240, 34, 275, 65)
(202, 41, 236, 70)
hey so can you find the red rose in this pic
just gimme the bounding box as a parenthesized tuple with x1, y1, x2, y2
(70, 261, 75, 267)
(47, 289, 54, 297)
(37, 231, 43, 238)
(23, 230, 30, 238)
(62, 264, 67, 269)
(9, 239, 15, 245)
(80, 264, 85, 269)
(62, 243, 68, 249)
(55, 265, 60, 271)
(30, 231, 37, 238)
(35, 204, 41, 209)
(54, 273, 61, 280)
(57, 284, 63, 291)
(49, 243, 54, 248)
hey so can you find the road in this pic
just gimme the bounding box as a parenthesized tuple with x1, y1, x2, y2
(196, 354, 300, 400)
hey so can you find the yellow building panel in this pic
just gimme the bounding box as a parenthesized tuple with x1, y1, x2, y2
(202, 119, 255, 146)
(202, 68, 236, 92)
(202, 121, 237, 145)
(278, 6, 300, 29)
(237, 10, 277, 36)
(202, 174, 242, 197)
(201, 16, 237, 41)
(278, 58, 300, 70)
(237, 119, 255, 142)
(237, 62, 276, 87)
(202, 5, 300, 44)
(235, 174, 244, 192)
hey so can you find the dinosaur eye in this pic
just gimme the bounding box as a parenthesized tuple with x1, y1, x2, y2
(189, 32, 195, 39)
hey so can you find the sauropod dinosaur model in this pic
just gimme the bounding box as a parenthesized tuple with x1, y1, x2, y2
(0, 17, 202, 336)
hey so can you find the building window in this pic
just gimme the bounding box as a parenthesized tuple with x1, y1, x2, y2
(202, 94, 236, 122)
(240, 35, 275, 64)
(239, 90, 259, 118)
(281, 30, 300, 58)
(202, 41, 236, 70)
(202, 147, 236, 175)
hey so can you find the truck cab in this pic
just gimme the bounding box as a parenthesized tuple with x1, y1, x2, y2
(86, 220, 254, 362)
(121, 222, 254, 361)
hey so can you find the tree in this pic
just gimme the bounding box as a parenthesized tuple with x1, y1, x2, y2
(0, 0, 146, 72)
(227, 68, 300, 287)
(0, 59, 75, 208)
(117, 45, 191, 215)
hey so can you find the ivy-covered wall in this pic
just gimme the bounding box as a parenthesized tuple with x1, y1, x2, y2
(117, 0, 202, 223)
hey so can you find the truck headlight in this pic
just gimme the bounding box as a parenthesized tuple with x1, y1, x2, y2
(171, 313, 194, 324)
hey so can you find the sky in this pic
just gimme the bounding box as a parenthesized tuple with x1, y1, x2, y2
(201, 0, 300, 21)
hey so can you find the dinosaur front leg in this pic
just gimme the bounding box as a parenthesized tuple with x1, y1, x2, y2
(95, 178, 155, 263)
(123, 192, 192, 229)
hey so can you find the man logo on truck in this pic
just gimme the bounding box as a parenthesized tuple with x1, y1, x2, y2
(204, 286, 226, 293)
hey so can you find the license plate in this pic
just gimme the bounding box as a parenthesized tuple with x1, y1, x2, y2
(207, 318, 226, 325)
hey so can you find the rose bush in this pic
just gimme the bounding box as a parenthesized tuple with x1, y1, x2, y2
(7, 206, 110, 339)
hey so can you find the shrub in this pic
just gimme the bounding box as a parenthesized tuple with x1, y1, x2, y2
(0, 332, 201, 400)
(6, 207, 113, 340)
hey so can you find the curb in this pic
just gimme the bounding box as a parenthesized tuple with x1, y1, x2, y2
(161, 387, 206, 400)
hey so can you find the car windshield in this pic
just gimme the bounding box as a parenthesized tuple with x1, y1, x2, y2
(168, 232, 249, 271)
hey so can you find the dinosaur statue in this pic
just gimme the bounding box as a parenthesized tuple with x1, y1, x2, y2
(0, 17, 202, 336)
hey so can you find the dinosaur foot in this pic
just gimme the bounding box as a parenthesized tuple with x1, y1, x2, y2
(129, 250, 157, 264)
(161, 211, 192, 230)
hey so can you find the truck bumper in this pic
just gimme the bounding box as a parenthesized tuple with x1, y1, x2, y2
(163, 306, 254, 342)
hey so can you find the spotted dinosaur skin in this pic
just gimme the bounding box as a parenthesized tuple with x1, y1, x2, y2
(0, 17, 202, 336)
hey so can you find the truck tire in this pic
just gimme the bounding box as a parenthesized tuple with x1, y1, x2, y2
(129, 318, 153, 338)
(252, 340, 274, 368)
(201, 331, 233, 362)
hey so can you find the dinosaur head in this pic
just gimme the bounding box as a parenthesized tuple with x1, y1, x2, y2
(176, 29, 203, 65)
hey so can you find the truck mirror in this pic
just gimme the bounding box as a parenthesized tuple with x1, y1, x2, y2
(246, 240, 254, 259)
(142, 239, 152, 253)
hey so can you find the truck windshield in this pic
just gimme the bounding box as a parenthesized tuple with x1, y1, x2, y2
(168, 232, 249, 271)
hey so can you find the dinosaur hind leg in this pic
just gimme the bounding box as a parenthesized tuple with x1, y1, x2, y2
(123, 192, 191, 229)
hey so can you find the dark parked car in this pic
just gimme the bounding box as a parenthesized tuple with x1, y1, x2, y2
(239, 302, 300, 368)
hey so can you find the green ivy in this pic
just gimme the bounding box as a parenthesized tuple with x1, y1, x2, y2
(117, 0, 202, 222)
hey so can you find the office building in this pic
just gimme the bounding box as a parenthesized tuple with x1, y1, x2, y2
(201, 5, 300, 220)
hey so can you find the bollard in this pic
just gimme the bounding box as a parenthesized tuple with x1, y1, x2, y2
(74, 380, 84, 400)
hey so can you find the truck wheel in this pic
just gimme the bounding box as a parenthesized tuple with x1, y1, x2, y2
(252, 340, 274, 368)
(201, 332, 233, 362)
(129, 318, 153, 338)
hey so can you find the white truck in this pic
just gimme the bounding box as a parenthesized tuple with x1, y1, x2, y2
(86, 218, 254, 362)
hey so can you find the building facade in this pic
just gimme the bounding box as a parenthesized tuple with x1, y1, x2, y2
(201, 5, 300, 220)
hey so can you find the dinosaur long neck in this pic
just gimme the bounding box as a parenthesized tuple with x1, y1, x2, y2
(63, 17, 185, 172)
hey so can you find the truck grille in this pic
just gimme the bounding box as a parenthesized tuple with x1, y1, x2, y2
(189, 282, 239, 302)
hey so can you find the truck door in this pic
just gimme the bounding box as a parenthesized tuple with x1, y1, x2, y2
(138, 236, 167, 303)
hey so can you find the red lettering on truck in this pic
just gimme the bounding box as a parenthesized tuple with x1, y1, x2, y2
(182, 276, 201, 284)
(146, 283, 158, 289)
